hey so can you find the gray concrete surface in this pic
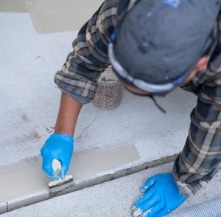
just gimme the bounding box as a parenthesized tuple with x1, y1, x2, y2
(1, 11, 221, 217)
(1, 163, 221, 217)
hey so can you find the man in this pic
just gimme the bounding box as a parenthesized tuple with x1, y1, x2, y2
(40, 0, 221, 216)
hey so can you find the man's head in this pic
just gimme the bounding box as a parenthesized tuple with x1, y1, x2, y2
(122, 56, 209, 96)
(109, 0, 221, 96)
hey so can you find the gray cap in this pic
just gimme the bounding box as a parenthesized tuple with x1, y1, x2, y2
(112, 0, 221, 86)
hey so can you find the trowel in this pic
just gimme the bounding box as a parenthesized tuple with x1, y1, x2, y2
(48, 159, 73, 189)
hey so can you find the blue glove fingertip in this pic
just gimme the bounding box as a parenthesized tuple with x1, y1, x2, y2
(140, 178, 155, 193)
(132, 207, 143, 217)
(141, 208, 152, 217)
(140, 186, 148, 193)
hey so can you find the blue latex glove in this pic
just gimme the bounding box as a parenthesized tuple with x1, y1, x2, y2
(132, 173, 187, 217)
(40, 133, 74, 180)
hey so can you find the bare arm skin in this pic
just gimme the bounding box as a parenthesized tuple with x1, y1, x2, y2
(54, 92, 82, 137)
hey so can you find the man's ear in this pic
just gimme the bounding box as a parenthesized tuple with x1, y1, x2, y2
(196, 57, 209, 71)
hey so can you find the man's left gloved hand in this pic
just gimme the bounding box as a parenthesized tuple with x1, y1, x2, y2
(132, 173, 187, 217)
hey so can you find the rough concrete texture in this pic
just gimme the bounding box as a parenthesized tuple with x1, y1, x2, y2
(1, 11, 221, 217)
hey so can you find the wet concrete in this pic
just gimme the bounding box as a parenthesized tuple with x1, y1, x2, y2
(0, 145, 141, 213)
(0, 0, 27, 12)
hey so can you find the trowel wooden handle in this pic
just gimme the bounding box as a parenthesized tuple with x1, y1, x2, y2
(52, 159, 62, 175)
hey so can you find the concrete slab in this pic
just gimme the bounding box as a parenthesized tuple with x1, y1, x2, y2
(0, 144, 176, 213)
(25, 0, 104, 33)
(0, 203, 7, 215)
(1, 163, 221, 217)
(0, 0, 104, 32)
(0, 0, 27, 12)
(0, 156, 49, 211)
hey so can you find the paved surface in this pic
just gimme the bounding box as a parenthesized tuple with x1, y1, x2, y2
(1, 163, 221, 217)
(1, 12, 221, 217)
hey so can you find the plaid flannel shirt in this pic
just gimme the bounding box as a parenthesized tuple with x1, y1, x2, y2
(54, 0, 221, 197)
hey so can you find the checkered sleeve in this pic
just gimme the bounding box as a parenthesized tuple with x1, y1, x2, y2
(173, 71, 221, 197)
(54, 0, 120, 104)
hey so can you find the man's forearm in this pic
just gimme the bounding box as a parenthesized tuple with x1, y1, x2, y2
(54, 92, 82, 137)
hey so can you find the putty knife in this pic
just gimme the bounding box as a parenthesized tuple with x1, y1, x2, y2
(48, 159, 73, 189)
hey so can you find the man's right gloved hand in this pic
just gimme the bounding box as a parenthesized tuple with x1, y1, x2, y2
(40, 133, 74, 180)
